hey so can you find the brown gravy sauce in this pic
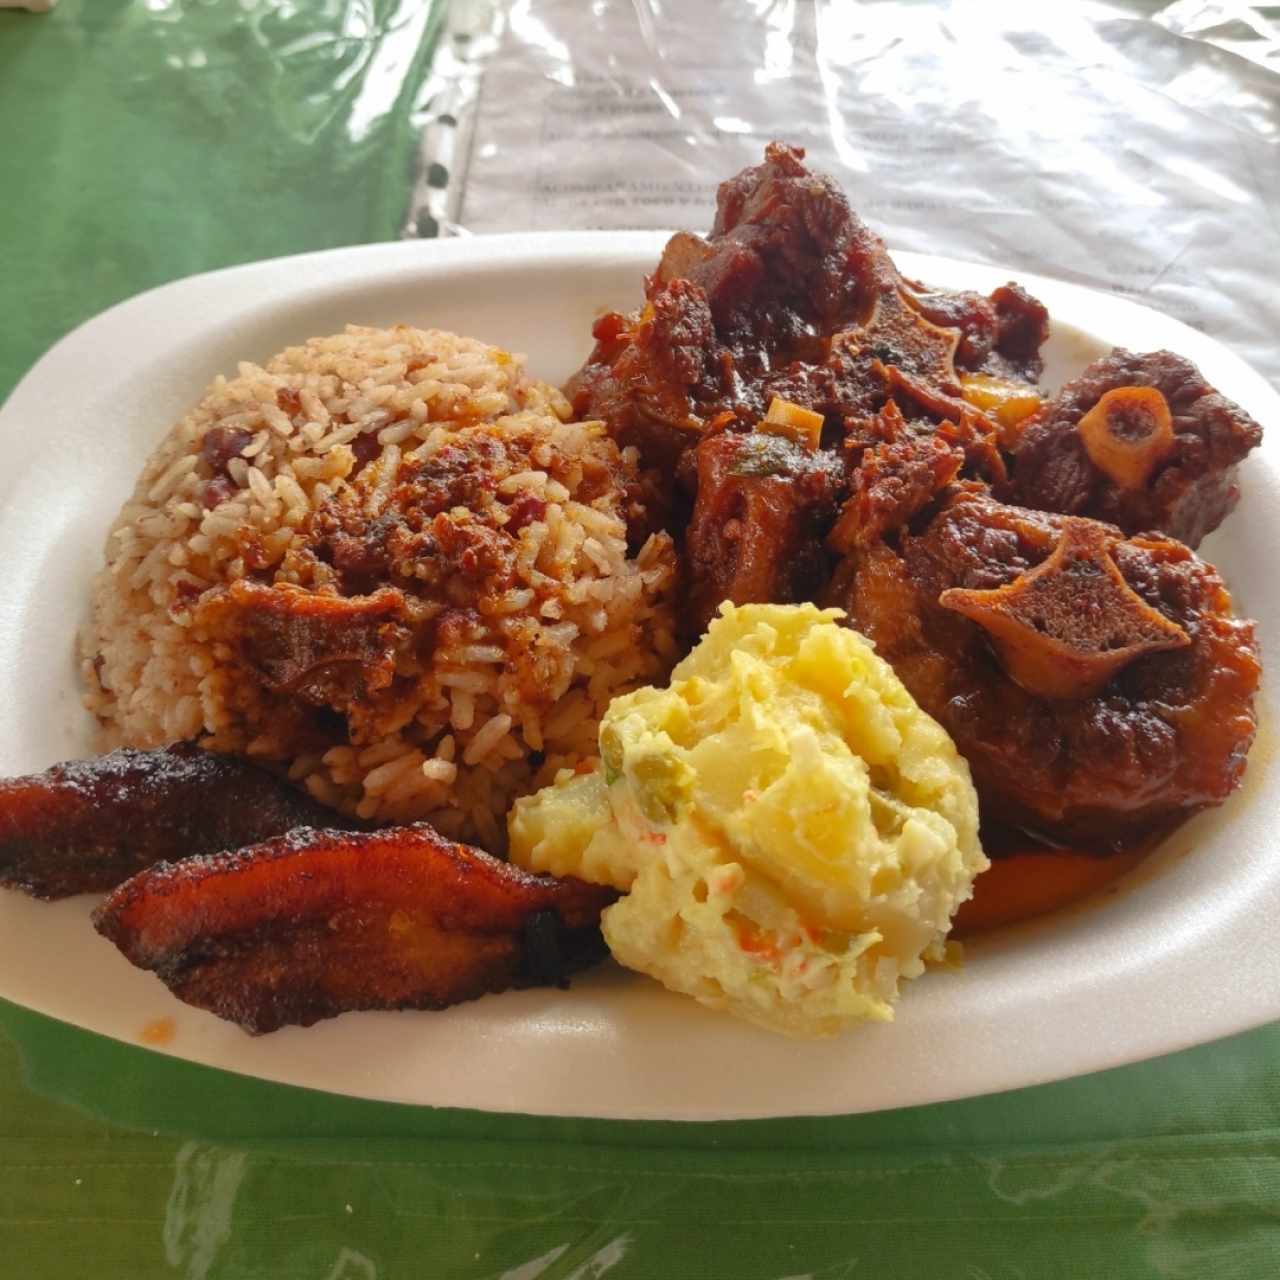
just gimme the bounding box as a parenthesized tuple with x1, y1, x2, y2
(139, 1015, 177, 1046)
(953, 823, 1166, 936)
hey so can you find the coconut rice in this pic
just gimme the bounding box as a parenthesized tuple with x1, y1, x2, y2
(81, 325, 679, 851)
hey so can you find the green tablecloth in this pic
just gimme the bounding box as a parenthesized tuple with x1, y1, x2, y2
(2, 4, 1278, 1275)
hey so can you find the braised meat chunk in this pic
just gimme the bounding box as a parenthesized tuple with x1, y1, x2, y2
(828, 399, 1012, 556)
(194, 581, 423, 750)
(94, 823, 616, 1033)
(567, 142, 1049, 482)
(0, 743, 357, 899)
(904, 281, 1048, 383)
(1008, 349, 1263, 547)
(827, 432, 961, 555)
(198, 582, 414, 707)
(829, 492, 1259, 845)
(568, 141, 1054, 633)
(684, 426, 846, 636)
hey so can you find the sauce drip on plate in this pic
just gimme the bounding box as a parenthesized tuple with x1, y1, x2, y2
(953, 823, 1170, 936)
(138, 1016, 176, 1046)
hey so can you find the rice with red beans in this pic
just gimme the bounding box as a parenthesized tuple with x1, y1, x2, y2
(81, 325, 678, 851)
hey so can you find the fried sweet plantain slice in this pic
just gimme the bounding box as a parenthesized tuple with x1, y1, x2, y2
(93, 824, 616, 1033)
(0, 743, 356, 899)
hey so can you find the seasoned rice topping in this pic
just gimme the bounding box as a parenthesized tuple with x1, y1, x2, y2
(82, 325, 678, 849)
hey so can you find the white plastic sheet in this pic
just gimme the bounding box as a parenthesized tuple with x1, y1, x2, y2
(411, 0, 1280, 386)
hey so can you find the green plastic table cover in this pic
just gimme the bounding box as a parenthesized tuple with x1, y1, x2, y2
(2, 3, 1278, 1276)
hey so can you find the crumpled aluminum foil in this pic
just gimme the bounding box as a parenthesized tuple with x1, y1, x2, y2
(408, 0, 1280, 387)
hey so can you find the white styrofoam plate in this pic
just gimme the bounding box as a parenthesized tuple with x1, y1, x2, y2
(0, 232, 1276, 1120)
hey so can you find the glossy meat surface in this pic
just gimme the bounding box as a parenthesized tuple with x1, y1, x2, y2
(0, 743, 352, 899)
(827, 432, 961, 555)
(830, 492, 1260, 844)
(1008, 348, 1263, 546)
(906, 281, 1048, 382)
(94, 824, 616, 1033)
(565, 143, 1058, 632)
(567, 143, 1048, 477)
(684, 430, 846, 635)
(828, 400, 1004, 555)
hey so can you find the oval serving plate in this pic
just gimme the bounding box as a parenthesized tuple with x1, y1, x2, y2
(0, 232, 1276, 1121)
